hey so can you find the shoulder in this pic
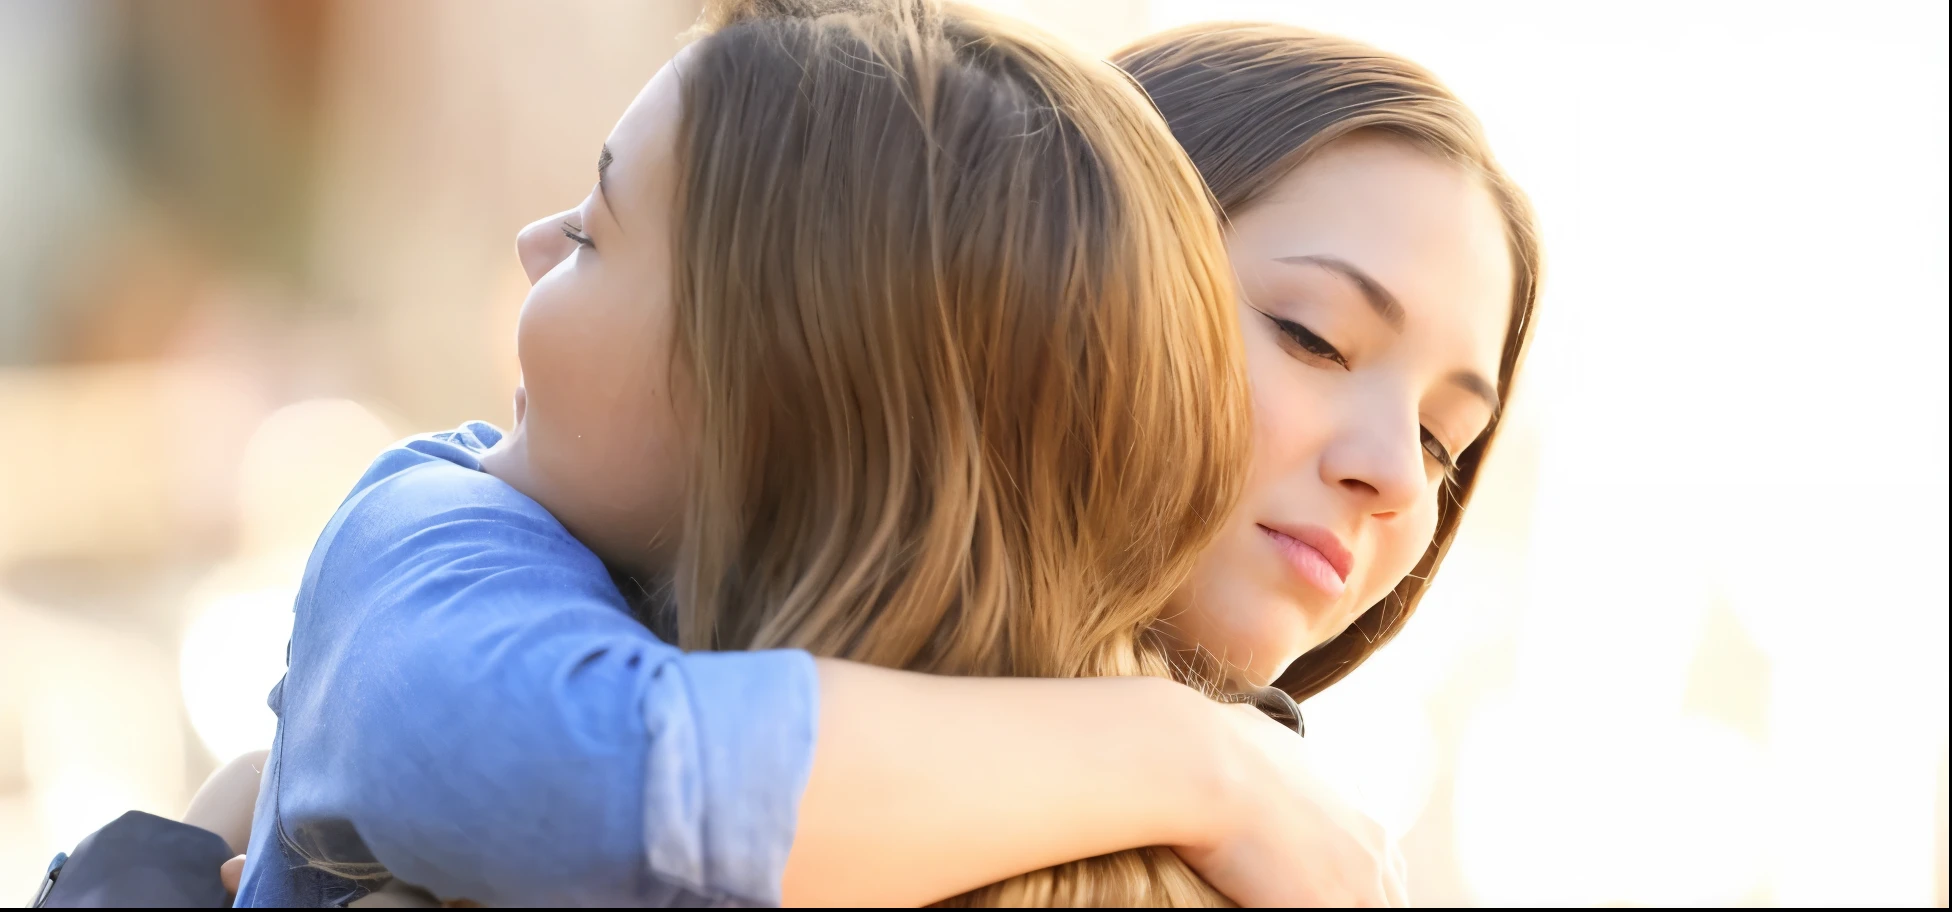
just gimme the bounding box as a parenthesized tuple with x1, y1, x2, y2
(280, 420, 632, 713)
(328, 422, 574, 555)
(304, 421, 608, 603)
(347, 421, 531, 525)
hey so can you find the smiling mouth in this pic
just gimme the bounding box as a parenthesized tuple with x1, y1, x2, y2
(1258, 524, 1348, 599)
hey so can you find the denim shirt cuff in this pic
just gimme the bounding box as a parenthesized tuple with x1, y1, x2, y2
(641, 648, 819, 905)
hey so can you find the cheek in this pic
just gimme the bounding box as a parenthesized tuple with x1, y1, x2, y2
(515, 266, 687, 511)
(1354, 489, 1443, 612)
(519, 266, 661, 418)
(1158, 333, 1342, 683)
(1170, 520, 1317, 685)
(513, 265, 605, 403)
(1240, 325, 1341, 498)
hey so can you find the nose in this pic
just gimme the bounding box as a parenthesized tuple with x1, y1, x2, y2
(516, 209, 580, 286)
(1319, 403, 1427, 520)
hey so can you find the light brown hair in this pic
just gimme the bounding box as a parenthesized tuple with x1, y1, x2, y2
(1117, 22, 1544, 705)
(670, 0, 1247, 689)
(668, 0, 1251, 905)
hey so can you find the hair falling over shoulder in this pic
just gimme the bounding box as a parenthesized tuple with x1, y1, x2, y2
(673, 0, 1245, 904)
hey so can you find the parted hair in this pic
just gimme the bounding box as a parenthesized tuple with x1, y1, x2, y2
(1117, 22, 1544, 705)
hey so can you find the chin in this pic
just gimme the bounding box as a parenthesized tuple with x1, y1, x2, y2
(1169, 555, 1337, 690)
(1211, 597, 1319, 690)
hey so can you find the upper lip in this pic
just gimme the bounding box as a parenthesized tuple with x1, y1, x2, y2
(1259, 521, 1354, 582)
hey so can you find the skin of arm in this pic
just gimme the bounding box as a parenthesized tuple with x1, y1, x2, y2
(785, 660, 1230, 907)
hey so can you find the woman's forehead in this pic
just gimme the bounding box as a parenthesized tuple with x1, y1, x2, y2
(1232, 136, 1513, 361)
(600, 57, 687, 221)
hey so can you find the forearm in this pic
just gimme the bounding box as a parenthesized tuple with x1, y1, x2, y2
(783, 660, 1222, 907)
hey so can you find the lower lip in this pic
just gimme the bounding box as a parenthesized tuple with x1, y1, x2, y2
(1259, 525, 1347, 598)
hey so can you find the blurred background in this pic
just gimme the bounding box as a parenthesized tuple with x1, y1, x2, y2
(0, 0, 1944, 905)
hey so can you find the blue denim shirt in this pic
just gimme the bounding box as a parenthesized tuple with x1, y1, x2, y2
(234, 423, 819, 907)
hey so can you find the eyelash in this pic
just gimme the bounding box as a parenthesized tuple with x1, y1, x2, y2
(1421, 428, 1461, 481)
(561, 220, 593, 248)
(1259, 310, 1461, 481)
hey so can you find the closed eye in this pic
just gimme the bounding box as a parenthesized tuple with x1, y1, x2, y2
(1259, 310, 1349, 369)
(1259, 308, 1463, 483)
(562, 220, 593, 248)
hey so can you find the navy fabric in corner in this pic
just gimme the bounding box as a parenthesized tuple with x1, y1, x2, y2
(39, 811, 232, 908)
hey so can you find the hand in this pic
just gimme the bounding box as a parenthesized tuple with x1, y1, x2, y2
(221, 855, 245, 896)
(1173, 704, 1408, 907)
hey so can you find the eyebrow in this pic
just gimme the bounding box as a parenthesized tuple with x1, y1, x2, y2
(1447, 369, 1502, 418)
(1273, 254, 1405, 331)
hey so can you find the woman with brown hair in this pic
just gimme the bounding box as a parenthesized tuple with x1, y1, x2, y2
(1120, 19, 1541, 709)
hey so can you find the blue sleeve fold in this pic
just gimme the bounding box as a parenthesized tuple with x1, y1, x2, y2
(240, 454, 817, 907)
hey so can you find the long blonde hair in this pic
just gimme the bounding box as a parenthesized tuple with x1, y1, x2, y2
(670, 0, 1248, 904)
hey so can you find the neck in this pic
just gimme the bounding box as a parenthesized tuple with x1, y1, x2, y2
(480, 428, 679, 583)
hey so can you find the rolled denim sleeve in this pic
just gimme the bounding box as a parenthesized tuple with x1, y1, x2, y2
(244, 445, 818, 908)
(641, 651, 820, 901)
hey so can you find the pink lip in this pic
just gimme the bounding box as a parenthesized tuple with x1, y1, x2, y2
(1257, 522, 1353, 598)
